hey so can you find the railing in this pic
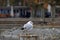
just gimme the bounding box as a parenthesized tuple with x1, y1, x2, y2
(0, 18, 60, 28)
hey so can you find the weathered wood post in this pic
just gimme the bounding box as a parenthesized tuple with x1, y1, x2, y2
(51, 1, 56, 27)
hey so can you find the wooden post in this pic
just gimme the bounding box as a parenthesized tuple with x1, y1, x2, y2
(18, 34, 37, 40)
(51, 1, 56, 27)
(10, 6, 14, 17)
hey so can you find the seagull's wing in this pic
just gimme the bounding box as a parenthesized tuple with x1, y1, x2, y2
(23, 23, 33, 31)
(21, 21, 33, 31)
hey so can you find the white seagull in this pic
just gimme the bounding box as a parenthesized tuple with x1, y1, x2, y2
(21, 21, 33, 32)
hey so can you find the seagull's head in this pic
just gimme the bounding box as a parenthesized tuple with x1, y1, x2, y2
(28, 21, 33, 25)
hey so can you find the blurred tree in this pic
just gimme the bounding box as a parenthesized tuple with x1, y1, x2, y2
(10, 0, 15, 6)
(0, 0, 6, 6)
(55, 0, 60, 5)
(0, 0, 59, 6)
(34, 0, 38, 4)
(0, 0, 23, 6)
(14, 0, 23, 6)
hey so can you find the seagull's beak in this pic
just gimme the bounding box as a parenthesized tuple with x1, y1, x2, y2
(21, 28, 24, 30)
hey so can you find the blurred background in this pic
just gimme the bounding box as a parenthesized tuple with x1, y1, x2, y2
(0, 0, 60, 40)
(0, 0, 60, 18)
(0, 0, 60, 28)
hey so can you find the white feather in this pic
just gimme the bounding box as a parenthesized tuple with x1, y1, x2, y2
(23, 21, 33, 31)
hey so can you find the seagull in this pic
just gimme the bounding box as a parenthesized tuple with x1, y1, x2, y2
(21, 21, 33, 33)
